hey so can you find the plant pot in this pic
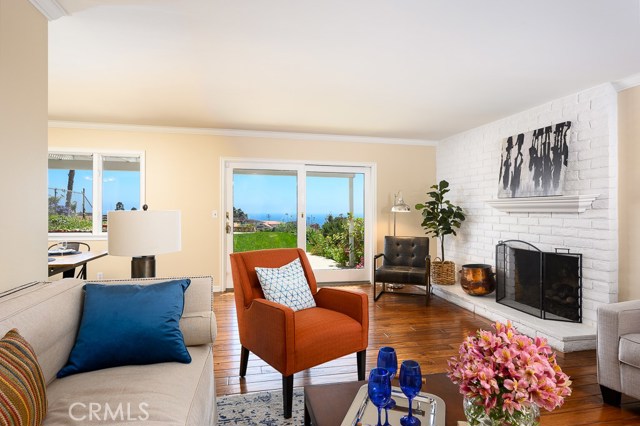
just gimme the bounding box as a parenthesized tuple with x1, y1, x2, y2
(459, 264, 496, 296)
(431, 258, 456, 285)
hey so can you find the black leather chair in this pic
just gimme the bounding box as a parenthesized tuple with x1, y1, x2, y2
(373, 236, 430, 303)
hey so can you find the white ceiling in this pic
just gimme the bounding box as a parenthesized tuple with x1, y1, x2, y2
(48, 0, 640, 141)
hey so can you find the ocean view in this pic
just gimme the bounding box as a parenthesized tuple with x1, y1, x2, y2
(233, 171, 365, 228)
(245, 212, 363, 226)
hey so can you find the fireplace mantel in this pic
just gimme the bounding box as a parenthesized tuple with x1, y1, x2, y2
(486, 194, 599, 213)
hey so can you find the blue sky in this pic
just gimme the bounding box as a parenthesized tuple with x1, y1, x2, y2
(233, 173, 364, 222)
(49, 168, 362, 221)
(48, 169, 140, 212)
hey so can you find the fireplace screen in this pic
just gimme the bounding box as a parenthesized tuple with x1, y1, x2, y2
(496, 240, 582, 323)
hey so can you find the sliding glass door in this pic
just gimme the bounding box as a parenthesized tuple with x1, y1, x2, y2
(224, 161, 373, 288)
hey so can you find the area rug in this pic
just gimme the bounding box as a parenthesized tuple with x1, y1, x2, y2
(217, 388, 305, 425)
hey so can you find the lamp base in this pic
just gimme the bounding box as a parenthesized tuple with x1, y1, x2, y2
(131, 256, 156, 278)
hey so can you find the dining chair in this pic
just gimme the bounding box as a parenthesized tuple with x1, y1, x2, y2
(48, 242, 91, 279)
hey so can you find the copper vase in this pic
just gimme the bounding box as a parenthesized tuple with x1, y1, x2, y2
(459, 264, 496, 296)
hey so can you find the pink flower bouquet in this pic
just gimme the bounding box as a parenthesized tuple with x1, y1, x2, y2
(447, 321, 572, 426)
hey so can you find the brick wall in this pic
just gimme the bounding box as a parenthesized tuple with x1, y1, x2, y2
(437, 83, 618, 326)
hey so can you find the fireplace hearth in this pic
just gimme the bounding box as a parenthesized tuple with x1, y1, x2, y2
(496, 240, 582, 323)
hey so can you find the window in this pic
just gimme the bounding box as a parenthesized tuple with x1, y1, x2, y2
(48, 150, 144, 235)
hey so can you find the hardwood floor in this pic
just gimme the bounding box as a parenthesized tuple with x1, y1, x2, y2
(213, 285, 640, 425)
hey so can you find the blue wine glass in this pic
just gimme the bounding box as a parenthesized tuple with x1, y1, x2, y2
(399, 360, 422, 426)
(377, 347, 398, 426)
(368, 368, 392, 426)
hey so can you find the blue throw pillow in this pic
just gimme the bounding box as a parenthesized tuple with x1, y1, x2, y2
(57, 279, 192, 378)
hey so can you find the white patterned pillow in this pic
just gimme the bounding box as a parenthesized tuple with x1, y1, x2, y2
(255, 258, 316, 312)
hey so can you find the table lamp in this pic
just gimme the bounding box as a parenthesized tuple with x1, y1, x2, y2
(391, 191, 410, 236)
(107, 206, 181, 278)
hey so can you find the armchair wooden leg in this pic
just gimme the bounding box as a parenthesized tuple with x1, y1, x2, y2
(283, 374, 294, 419)
(600, 385, 621, 406)
(357, 350, 366, 381)
(239, 346, 249, 377)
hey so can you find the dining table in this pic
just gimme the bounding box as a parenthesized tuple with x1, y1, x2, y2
(48, 250, 108, 279)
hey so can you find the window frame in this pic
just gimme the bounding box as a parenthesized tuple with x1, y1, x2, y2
(222, 158, 376, 288)
(48, 147, 146, 240)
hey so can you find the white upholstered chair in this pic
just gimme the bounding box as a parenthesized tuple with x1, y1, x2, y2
(597, 300, 640, 405)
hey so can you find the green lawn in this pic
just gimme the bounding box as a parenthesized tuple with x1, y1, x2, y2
(234, 232, 297, 252)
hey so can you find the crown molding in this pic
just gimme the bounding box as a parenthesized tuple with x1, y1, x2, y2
(48, 121, 439, 146)
(613, 73, 640, 92)
(28, 0, 67, 20)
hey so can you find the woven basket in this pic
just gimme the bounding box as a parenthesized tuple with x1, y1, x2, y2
(431, 258, 456, 285)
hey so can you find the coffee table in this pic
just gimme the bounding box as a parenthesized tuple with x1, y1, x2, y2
(304, 372, 464, 426)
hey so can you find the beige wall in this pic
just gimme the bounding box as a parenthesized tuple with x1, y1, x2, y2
(618, 85, 640, 301)
(48, 127, 436, 287)
(0, 0, 48, 292)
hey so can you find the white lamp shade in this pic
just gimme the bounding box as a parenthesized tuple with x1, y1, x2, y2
(108, 210, 181, 257)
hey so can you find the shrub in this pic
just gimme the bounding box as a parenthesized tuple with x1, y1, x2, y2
(274, 221, 296, 233)
(48, 214, 92, 232)
(306, 214, 364, 267)
(306, 228, 325, 255)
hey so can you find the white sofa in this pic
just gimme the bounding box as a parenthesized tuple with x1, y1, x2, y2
(0, 276, 217, 425)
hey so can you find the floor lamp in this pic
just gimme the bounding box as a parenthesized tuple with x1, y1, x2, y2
(391, 191, 410, 236)
(108, 207, 182, 278)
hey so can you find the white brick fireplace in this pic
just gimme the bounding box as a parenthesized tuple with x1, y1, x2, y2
(434, 83, 618, 352)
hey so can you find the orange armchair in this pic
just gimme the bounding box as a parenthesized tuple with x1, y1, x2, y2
(230, 248, 369, 418)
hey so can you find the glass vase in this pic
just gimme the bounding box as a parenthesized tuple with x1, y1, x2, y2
(463, 396, 540, 426)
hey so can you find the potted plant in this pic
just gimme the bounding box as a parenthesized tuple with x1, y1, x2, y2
(415, 180, 465, 285)
(448, 321, 572, 425)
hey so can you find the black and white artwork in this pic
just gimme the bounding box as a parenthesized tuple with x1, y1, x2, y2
(498, 121, 571, 198)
